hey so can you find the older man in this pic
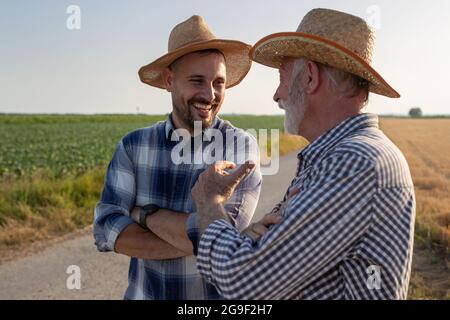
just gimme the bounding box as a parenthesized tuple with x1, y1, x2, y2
(190, 8, 415, 300)
(93, 15, 262, 300)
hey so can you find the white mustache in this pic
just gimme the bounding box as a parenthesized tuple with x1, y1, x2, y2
(278, 100, 287, 110)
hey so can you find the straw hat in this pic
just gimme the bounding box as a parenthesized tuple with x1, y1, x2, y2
(251, 8, 400, 98)
(139, 15, 252, 89)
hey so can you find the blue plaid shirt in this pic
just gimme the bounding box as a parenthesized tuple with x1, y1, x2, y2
(93, 115, 261, 300)
(195, 113, 416, 300)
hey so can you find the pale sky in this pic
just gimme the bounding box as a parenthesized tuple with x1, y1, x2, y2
(1, 0, 449, 115)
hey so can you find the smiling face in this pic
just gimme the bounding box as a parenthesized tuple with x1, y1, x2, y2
(163, 50, 227, 131)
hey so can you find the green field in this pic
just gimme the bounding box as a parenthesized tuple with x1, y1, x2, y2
(0, 114, 286, 177)
(0, 114, 303, 251)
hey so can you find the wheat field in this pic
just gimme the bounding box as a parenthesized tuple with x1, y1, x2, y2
(380, 118, 450, 252)
(379, 118, 450, 299)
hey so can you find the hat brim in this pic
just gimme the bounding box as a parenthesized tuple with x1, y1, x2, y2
(139, 39, 252, 89)
(250, 32, 400, 98)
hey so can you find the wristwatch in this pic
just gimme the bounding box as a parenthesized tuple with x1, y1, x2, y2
(139, 204, 160, 229)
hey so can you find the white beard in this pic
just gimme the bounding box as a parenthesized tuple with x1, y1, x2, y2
(278, 58, 308, 135)
(278, 89, 306, 135)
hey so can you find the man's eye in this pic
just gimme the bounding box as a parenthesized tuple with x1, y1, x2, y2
(190, 79, 202, 84)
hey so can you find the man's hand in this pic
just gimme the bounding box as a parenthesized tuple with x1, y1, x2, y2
(192, 160, 255, 207)
(242, 212, 282, 242)
(192, 160, 256, 234)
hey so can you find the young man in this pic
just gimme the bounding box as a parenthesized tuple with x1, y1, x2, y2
(93, 15, 261, 300)
(191, 8, 415, 300)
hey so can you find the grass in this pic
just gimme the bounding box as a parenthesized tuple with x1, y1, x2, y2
(407, 234, 450, 299)
(0, 168, 104, 250)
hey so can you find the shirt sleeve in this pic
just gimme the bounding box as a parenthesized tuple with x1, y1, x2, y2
(196, 151, 376, 299)
(93, 139, 136, 252)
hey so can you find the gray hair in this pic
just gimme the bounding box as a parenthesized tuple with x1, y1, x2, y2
(291, 58, 370, 106)
(320, 63, 369, 103)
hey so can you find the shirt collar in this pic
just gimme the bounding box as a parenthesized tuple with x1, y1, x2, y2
(164, 113, 221, 141)
(165, 113, 176, 140)
(298, 113, 379, 165)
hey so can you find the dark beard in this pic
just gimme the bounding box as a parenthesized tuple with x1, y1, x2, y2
(177, 97, 219, 130)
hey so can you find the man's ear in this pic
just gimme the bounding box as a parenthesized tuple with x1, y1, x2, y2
(305, 61, 320, 95)
(162, 68, 174, 92)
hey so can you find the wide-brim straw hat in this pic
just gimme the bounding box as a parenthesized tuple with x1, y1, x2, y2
(251, 8, 400, 98)
(139, 15, 252, 89)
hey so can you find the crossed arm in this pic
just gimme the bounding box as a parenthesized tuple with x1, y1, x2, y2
(114, 177, 263, 259)
(114, 223, 188, 260)
(95, 180, 261, 261)
(93, 137, 262, 261)
(114, 209, 193, 260)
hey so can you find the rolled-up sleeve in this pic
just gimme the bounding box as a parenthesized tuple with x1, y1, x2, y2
(93, 139, 136, 252)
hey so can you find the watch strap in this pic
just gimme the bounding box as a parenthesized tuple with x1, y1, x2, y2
(138, 204, 160, 228)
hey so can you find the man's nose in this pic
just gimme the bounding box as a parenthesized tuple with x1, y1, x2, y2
(273, 86, 281, 103)
(201, 83, 216, 103)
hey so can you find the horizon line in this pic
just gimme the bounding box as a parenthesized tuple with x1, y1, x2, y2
(1, 112, 450, 117)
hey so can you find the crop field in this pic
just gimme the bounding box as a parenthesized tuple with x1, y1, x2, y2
(379, 119, 450, 252)
(0, 115, 166, 177)
(0, 114, 304, 249)
(0, 114, 293, 177)
(378, 118, 450, 299)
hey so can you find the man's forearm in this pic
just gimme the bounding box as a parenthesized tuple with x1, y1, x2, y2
(114, 223, 190, 260)
(145, 209, 194, 254)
